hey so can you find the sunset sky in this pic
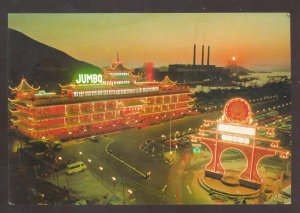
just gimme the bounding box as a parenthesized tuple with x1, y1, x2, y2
(8, 13, 290, 71)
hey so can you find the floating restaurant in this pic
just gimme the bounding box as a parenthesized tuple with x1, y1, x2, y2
(9, 56, 194, 140)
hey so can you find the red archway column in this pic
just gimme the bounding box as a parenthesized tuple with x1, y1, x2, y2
(240, 147, 276, 183)
(215, 142, 252, 175)
(199, 138, 216, 172)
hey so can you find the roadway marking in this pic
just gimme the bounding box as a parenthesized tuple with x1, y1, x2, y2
(86, 169, 113, 193)
(186, 185, 192, 194)
(142, 141, 155, 151)
(162, 184, 167, 192)
(127, 179, 173, 199)
(102, 136, 146, 178)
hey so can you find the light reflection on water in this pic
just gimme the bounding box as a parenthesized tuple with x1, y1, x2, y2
(195, 71, 290, 93)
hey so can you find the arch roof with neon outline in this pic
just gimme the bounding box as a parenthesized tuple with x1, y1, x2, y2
(9, 78, 40, 92)
(160, 75, 177, 85)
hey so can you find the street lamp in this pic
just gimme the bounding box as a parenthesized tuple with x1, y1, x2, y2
(99, 166, 103, 171)
(112, 176, 116, 194)
(78, 151, 83, 161)
(88, 158, 92, 163)
(55, 156, 62, 187)
(128, 189, 133, 202)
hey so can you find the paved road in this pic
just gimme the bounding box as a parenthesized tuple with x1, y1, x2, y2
(57, 108, 290, 204)
(59, 112, 220, 204)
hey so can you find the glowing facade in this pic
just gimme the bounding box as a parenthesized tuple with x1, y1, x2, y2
(9, 56, 193, 140)
(191, 98, 289, 189)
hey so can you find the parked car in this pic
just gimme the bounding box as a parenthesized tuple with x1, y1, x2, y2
(74, 199, 88, 205)
(65, 162, 87, 175)
(49, 140, 62, 151)
(105, 195, 123, 205)
(89, 136, 98, 142)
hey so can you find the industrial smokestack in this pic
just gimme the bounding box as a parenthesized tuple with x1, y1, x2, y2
(201, 45, 204, 66)
(207, 46, 210, 66)
(193, 44, 196, 65)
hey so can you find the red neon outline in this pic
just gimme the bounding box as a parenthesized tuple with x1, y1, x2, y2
(223, 98, 252, 124)
(218, 147, 249, 179)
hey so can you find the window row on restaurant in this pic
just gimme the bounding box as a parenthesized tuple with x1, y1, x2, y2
(108, 72, 129, 76)
(103, 80, 131, 85)
(73, 86, 159, 98)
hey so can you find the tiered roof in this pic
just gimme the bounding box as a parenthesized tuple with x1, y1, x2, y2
(104, 53, 139, 82)
(108, 52, 133, 72)
(9, 78, 40, 93)
(160, 75, 177, 85)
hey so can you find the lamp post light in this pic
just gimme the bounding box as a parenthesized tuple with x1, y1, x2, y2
(128, 189, 133, 203)
(99, 166, 103, 171)
(78, 151, 83, 161)
(87, 158, 92, 163)
(55, 156, 63, 187)
(68, 131, 72, 139)
(112, 176, 116, 194)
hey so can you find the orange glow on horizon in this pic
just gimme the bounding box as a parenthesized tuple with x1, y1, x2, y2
(8, 13, 290, 71)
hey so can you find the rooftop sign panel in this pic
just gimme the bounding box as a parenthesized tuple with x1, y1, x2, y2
(75, 74, 103, 84)
(217, 123, 255, 136)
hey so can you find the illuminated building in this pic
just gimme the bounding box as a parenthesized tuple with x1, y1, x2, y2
(9, 55, 194, 140)
(191, 98, 289, 189)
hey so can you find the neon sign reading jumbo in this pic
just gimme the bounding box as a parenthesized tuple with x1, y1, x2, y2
(75, 74, 103, 84)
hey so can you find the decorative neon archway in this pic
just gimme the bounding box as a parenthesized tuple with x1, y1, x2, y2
(191, 98, 289, 189)
(219, 147, 249, 178)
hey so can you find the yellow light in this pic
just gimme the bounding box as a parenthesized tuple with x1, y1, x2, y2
(232, 56, 236, 61)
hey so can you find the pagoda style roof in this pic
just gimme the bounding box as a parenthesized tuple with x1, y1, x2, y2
(59, 83, 77, 89)
(106, 53, 133, 72)
(9, 78, 40, 92)
(160, 75, 177, 85)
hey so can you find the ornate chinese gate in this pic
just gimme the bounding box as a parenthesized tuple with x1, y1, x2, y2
(191, 98, 289, 189)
